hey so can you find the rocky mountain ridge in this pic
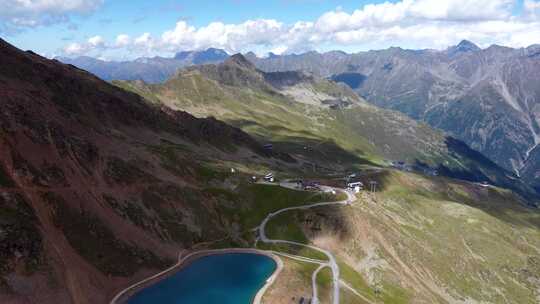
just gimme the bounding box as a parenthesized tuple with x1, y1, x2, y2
(117, 54, 537, 200)
(246, 41, 540, 191)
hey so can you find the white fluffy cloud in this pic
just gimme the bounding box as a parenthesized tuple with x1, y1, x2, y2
(160, 19, 284, 52)
(115, 34, 130, 47)
(63, 35, 105, 55)
(87, 35, 104, 47)
(63, 42, 84, 55)
(61, 0, 540, 58)
(0, 0, 103, 32)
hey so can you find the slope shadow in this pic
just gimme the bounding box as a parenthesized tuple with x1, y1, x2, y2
(441, 137, 538, 202)
(430, 175, 540, 230)
(226, 118, 379, 169)
(331, 72, 368, 89)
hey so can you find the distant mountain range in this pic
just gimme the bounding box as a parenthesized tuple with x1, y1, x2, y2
(247, 41, 540, 191)
(57, 48, 229, 83)
(58, 41, 540, 192)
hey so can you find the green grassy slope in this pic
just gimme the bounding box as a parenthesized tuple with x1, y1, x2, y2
(264, 170, 540, 303)
(114, 57, 536, 200)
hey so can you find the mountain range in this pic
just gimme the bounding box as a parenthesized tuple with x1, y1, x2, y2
(58, 41, 540, 193)
(115, 53, 536, 199)
(57, 48, 229, 83)
(3, 37, 540, 304)
(247, 40, 540, 192)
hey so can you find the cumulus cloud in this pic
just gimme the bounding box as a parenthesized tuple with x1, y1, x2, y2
(115, 34, 130, 47)
(63, 35, 106, 55)
(0, 0, 103, 33)
(60, 0, 540, 58)
(88, 35, 104, 47)
(160, 19, 284, 53)
(63, 42, 84, 55)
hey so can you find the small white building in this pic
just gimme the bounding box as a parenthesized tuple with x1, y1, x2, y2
(347, 181, 363, 193)
(264, 173, 274, 182)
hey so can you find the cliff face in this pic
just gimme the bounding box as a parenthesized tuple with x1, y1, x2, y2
(0, 39, 266, 304)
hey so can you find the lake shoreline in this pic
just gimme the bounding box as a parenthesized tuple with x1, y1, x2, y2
(109, 248, 283, 304)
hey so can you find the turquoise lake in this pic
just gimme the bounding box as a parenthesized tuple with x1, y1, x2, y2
(127, 253, 277, 304)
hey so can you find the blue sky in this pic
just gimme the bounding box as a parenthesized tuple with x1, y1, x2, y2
(1, 0, 539, 59)
(5, 0, 377, 53)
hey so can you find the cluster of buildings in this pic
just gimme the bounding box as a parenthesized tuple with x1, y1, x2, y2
(251, 170, 378, 194)
(345, 173, 379, 193)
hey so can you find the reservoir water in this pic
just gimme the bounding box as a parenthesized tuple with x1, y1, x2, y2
(127, 253, 277, 304)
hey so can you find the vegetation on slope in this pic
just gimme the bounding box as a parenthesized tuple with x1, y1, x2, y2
(115, 56, 536, 200)
(43, 192, 169, 276)
(264, 170, 540, 303)
(0, 193, 43, 278)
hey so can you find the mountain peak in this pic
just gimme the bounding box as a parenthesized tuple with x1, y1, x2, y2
(192, 48, 228, 64)
(455, 40, 481, 52)
(224, 53, 255, 69)
(174, 48, 229, 63)
(446, 40, 481, 57)
(204, 47, 228, 54)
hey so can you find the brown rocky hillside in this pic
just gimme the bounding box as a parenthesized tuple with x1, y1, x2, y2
(0, 38, 278, 304)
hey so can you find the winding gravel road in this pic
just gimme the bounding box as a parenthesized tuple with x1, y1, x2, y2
(257, 182, 356, 304)
(110, 181, 356, 304)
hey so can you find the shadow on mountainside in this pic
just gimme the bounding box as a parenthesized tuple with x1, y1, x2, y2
(432, 176, 540, 230)
(226, 118, 380, 169)
(330, 72, 368, 89)
(441, 137, 539, 203)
